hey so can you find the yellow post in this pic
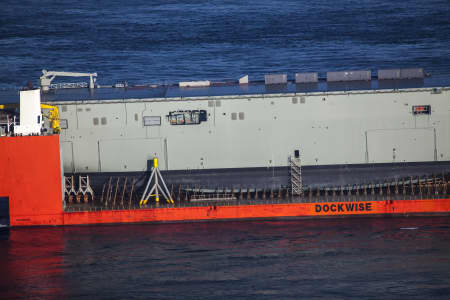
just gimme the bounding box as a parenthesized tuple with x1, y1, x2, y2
(154, 158, 159, 203)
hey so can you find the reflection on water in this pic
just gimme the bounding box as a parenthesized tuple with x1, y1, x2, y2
(1, 217, 450, 299)
(1, 228, 66, 298)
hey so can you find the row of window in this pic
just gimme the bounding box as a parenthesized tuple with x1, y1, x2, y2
(58, 110, 209, 129)
(93, 117, 107, 125)
(231, 112, 245, 120)
(167, 110, 208, 125)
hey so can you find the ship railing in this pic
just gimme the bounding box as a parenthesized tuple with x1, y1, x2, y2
(64, 192, 450, 213)
(0, 115, 18, 137)
(49, 82, 88, 89)
(63, 175, 448, 212)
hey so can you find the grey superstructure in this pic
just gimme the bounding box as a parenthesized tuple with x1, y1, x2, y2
(4, 69, 450, 190)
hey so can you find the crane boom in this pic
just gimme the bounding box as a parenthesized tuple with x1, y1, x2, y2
(40, 69, 97, 91)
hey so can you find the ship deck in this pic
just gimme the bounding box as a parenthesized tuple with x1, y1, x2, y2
(64, 172, 450, 213)
(1, 75, 449, 104)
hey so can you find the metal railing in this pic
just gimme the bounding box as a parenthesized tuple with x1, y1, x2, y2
(49, 82, 88, 89)
(63, 174, 449, 212)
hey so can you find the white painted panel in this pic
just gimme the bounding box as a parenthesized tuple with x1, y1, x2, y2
(15, 89, 42, 135)
(72, 140, 99, 172)
(367, 128, 435, 163)
(76, 103, 126, 129)
(99, 138, 163, 172)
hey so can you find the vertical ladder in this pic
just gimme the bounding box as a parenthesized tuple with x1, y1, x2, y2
(290, 155, 303, 196)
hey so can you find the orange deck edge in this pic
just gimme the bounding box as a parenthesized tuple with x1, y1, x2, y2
(1, 135, 449, 227)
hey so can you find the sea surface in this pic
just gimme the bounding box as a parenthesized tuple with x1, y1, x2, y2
(0, 0, 450, 88)
(1, 0, 450, 298)
(0, 218, 450, 299)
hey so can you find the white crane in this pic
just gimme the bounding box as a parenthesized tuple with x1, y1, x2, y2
(39, 69, 98, 91)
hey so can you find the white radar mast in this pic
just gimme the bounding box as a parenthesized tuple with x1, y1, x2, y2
(40, 69, 98, 91)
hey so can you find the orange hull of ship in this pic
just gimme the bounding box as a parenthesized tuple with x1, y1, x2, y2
(0, 135, 63, 226)
(1, 135, 449, 227)
(62, 199, 450, 226)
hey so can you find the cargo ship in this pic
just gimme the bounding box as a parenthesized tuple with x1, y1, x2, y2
(0, 68, 449, 226)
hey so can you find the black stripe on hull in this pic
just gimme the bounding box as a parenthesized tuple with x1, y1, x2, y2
(67, 161, 450, 192)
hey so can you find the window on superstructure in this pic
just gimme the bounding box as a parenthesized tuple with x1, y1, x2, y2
(167, 110, 207, 125)
(143, 116, 161, 126)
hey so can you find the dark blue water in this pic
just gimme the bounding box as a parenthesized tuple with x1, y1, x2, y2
(1, 218, 450, 299)
(0, 0, 450, 89)
(2, 1, 450, 298)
